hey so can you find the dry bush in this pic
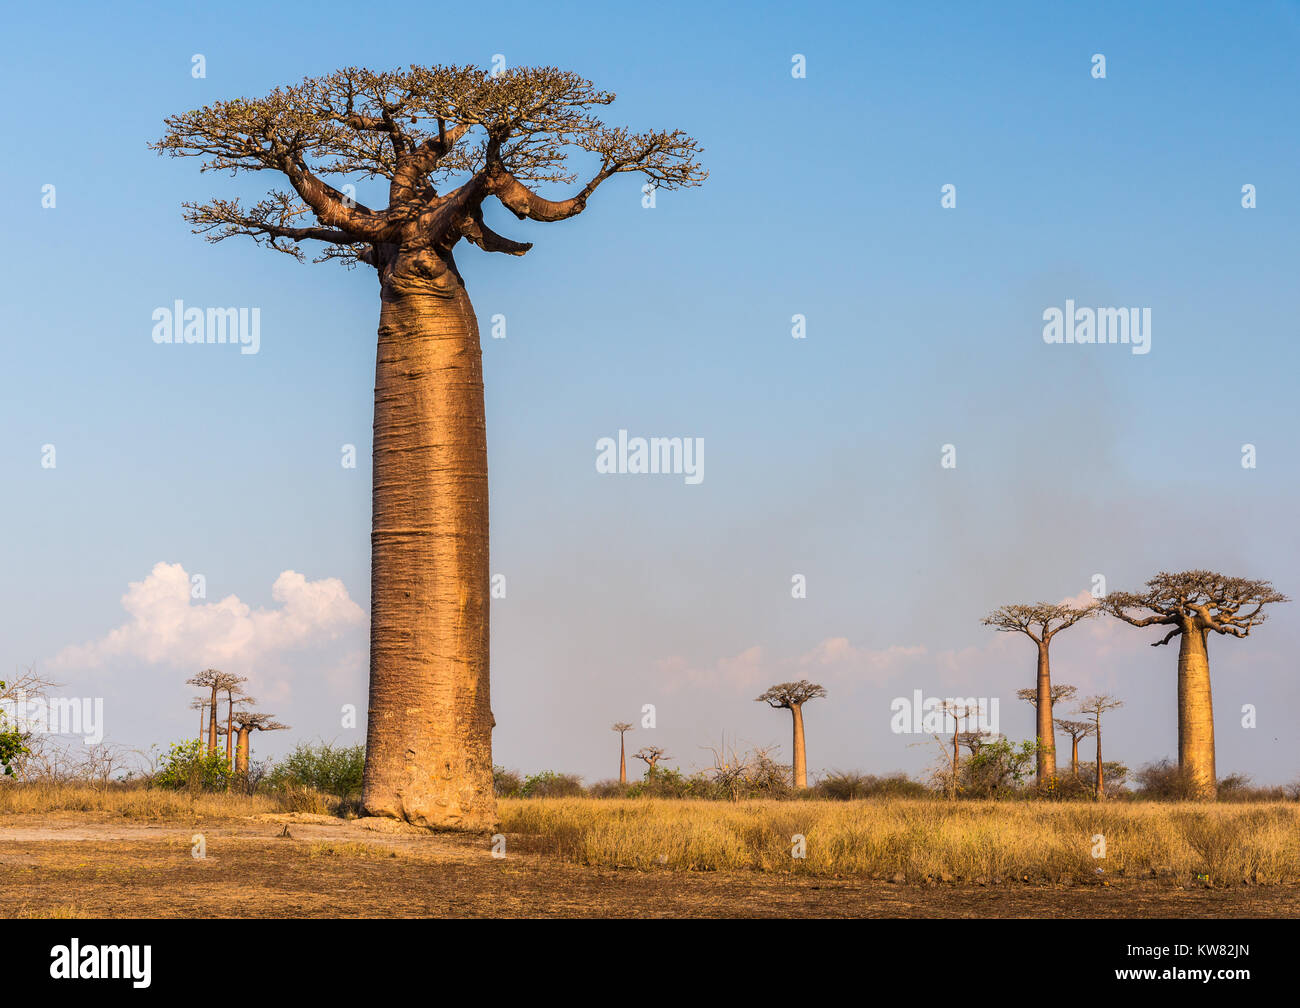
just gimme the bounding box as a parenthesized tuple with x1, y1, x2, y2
(308, 841, 399, 859)
(813, 771, 927, 800)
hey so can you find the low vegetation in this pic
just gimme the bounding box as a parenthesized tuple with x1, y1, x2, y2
(499, 798, 1300, 884)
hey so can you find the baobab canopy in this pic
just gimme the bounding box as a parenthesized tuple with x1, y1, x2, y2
(152, 65, 707, 280)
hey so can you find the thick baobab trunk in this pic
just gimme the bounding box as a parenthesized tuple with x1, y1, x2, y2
(362, 284, 496, 831)
(619, 735, 627, 784)
(791, 704, 807, 789)
(1177, 625, 1216, 800)
(235, 728, 249, 775)
(1035, 643, 1056, 783)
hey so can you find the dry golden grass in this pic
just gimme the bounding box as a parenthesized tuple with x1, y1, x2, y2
(11, 902, 91, 919)
(499, 798, 1300, 885)
(0, 782, 334, 820)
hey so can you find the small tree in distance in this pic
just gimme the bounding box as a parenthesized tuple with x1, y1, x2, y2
(632, 746, 669, 776)
(1077, 695, 1123, 800)
(1054, 718, 1095, 778)
(611, 722, 633, 784)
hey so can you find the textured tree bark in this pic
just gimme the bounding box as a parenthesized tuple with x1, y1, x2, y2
(235, 728, 249, 775)
(1177, 624, 1217, 799)
(791, 704, 807, 789)
(361, 281, 496, 831)
(1035, 643, 1056, 783)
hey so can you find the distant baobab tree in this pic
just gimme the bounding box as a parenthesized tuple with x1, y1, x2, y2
(187, 670, 244, 756)
(1103, 570, 1287, 800)
(1053, 718, 1095, 778)
(189, 697, 207, 745)
(154, 65, 704, 830)
(755, 681, 826, 789)
(632, 746, 669, 775)
(1076, 695, 1123, 800)
(220, 676, 251, 769)
(229, 712, 289, 775)
(611, 723, 633, 784)
(984, 602, 1095, 784)
(936, 699, 983, 800)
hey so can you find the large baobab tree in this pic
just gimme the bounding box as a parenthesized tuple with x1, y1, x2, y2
(611, 722, 633, 784)
(755, 681, 826, 789)
(229, 712, 289, 775)
(1053, 718, 1095, 778)
(155, 66, 704, 831)
(1076, 695, 1122, 800)
(1103, 571, 1287, 800)
(983, 602, 1095, 783)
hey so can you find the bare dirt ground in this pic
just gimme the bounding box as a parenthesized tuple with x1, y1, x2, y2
(2, 812, 1296, 918)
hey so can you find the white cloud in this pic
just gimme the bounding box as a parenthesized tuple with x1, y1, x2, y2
(50, 561, 365, 676)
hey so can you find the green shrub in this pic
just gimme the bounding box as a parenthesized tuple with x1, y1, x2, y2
(153, 740, 232, 792)
(265, 742, 365, 799)
(0, 680, 29, 777)
(519, 771, 584, 798)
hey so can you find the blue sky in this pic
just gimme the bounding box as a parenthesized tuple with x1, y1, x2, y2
(2, 0, 1298, 784)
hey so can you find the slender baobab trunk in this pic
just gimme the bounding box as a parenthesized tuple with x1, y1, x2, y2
(1094, 727, 1103, 800)
(1070, 737, 1079, 777)
(1035, 643, 1056, 783)
(619, 735, 627, 784)
(791, 703, 807, 789)
(197, 703, 205, 745)
(206, 687, 218, 754)
(225, 697, 234, 768)
(1177, 623, 1216, 800)
(362, 286, 496, 831)
(951, 727, 960, 801)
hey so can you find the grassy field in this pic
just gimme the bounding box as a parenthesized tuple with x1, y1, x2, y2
(2, 787, 1298, 916)
(500, 797, 1300, 885)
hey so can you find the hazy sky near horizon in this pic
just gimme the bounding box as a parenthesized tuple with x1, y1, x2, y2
(3, 1, 1299, 784)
